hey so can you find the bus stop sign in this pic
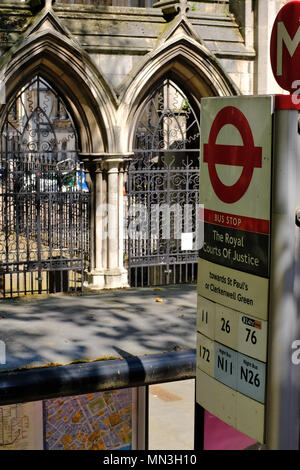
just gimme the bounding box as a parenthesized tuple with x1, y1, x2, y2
(197, 96, 273, 445)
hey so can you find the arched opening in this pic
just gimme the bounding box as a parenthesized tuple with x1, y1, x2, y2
(0, 75, 90, 297)
(125, 77, 200, 286)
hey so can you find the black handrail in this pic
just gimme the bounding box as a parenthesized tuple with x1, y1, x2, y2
(0, 349, 196, 406)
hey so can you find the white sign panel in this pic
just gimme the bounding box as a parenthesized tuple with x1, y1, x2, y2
(181, 233, 194, 251)
(196, 96, 273, 444)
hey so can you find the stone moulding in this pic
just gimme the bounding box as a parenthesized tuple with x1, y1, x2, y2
(118, 34, 239, 110)
(0, 34, 116, 155)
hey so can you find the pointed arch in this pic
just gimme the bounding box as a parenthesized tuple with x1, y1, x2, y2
(119, 36, 239, 150)
(0, 74, 91, 297)
(123, 35, 238, 287)
(0, 29, 118, 153)
(125, 76, 201, 287)
(132, 77, 200, 169)
(2, 75, 79, 160)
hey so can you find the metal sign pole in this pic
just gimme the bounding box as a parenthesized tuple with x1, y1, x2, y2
(265, 98, 300, 450)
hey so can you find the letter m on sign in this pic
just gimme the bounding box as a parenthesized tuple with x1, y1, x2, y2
(277, 21, 300, 76)
(271, 2, 300, 93)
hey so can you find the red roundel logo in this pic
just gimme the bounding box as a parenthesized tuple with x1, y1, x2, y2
(203, 106, 262, 204)
(270, 1, 300, 93)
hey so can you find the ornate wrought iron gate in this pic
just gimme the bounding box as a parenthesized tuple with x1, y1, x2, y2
(0, 76, 90, 298)
(126, 79, 200, 287)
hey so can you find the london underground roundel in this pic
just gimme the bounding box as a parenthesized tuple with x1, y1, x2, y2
(203, 106, 262, 204)
(270, 1, 300, 93)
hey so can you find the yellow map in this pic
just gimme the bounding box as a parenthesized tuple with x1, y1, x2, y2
(44, 389, 133, 450)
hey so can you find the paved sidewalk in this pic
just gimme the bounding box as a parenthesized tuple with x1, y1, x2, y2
(0, 285, 197, 372)
(149, 379, 195, 450)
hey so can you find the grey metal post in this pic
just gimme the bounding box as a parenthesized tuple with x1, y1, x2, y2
(132, 387, 148, 450)
(266, 105, 300, 450)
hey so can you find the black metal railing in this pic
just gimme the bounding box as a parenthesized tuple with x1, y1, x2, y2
(0, 350, 196, 406)
(125, 79, 200, 287)
(0, 75, 90, 298)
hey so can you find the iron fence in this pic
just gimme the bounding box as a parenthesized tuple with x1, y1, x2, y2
(0, 76, 90, 298)
(126, 79, 200, 287)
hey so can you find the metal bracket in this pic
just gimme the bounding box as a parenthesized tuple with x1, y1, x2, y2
(295, 208, 300, 227)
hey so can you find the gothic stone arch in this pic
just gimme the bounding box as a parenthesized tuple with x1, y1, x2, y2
(125, 76, 201, 286)
(123, 40, 237, 287)
(0, 75, 90, 297)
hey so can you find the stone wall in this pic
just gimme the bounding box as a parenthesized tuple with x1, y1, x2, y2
(0, 0, 255, 95)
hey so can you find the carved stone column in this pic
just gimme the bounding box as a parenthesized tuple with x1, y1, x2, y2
(82, 153, 131, 290)
(103, 155, 130, 289)
(84, 159, 106, 289)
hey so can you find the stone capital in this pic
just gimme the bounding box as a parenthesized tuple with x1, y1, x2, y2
(102, 153, 133, 172)
(153, 0, 189, 18)
(79, 153, 133, 173)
